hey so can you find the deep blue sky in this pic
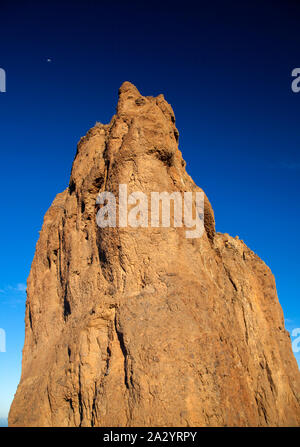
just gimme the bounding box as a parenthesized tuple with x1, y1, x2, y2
(0, 0, 300, 420)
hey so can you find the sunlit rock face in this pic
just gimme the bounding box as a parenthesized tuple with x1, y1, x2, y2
(9, 82, 300, 427)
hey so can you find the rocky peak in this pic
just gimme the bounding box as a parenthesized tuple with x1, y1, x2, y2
(9, 83, 300, 427)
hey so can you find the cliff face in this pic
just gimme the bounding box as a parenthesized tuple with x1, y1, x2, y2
(9, 82, 300, 427)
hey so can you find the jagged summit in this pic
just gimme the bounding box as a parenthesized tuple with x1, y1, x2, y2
(9, 83, 300, 427)
(118, 80, 140, 95)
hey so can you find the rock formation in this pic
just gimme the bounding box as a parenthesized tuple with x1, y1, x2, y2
(9, 82, 300, 427)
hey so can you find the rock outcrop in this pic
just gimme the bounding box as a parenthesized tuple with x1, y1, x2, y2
(9, 82, 300, 427)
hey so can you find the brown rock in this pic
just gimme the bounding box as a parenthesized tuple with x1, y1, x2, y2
(9, 82, 300, 427)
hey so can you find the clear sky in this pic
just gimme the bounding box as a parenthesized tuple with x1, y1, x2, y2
(0, 0, 300, 421)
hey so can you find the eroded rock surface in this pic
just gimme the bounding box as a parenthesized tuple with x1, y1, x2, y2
(9, 82, 300, 426)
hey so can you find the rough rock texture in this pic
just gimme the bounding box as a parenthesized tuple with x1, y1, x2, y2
(9, 82, 300, 427)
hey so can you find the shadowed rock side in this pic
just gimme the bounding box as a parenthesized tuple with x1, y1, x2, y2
(9, 82, 300, 427)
